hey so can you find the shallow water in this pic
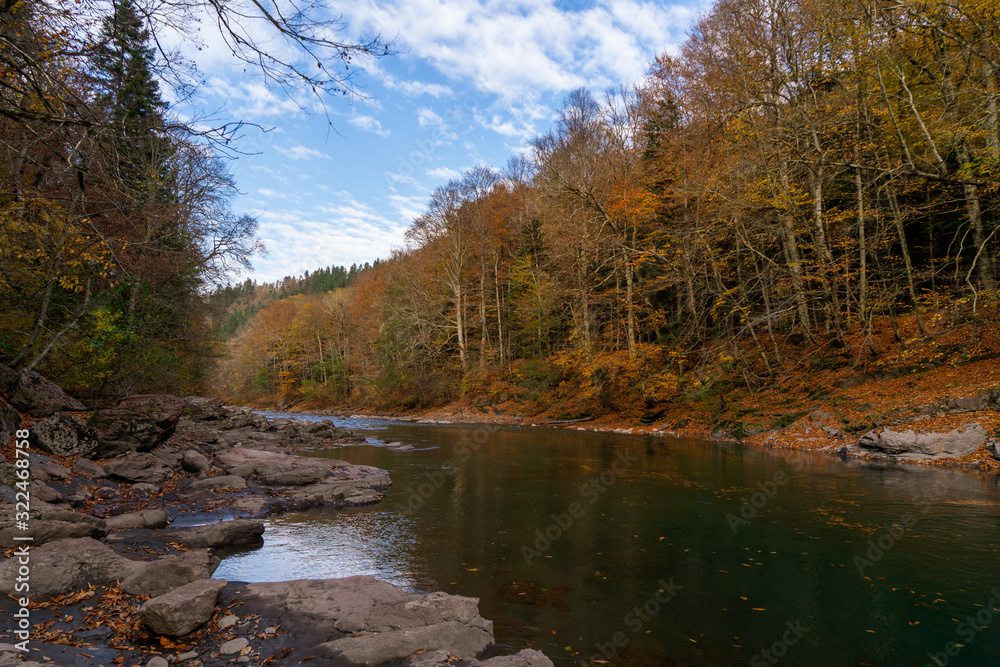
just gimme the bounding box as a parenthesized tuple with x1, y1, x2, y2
(214, 415, 1000, 666)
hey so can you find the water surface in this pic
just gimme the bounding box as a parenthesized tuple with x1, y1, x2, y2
(215, 416, 1000, 666)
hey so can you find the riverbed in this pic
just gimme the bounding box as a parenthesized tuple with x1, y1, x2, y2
(214, 415, 1000, 666)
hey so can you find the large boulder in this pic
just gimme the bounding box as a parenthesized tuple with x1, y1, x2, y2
(29, 413, 98, 457)
(244, 577, 494, 665)
(104, 454, 175, 484)
(155, 519, 265, 550)
(0, 537, 139, 600)
(859, 422, 988, 459)
(91, 394, 185, 457)
(8, 369, 86, 412)
(120, 549, 220, 598)
(105, 509, 169, 531)
(214, 447, 339, 486)
(140, 578, 227, 636)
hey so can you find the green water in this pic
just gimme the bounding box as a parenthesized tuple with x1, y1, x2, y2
(215, 419, 1000, 666)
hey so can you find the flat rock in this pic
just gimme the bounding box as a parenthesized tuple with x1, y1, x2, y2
(121, 549, 220, 598)
(105, 454, 175, 484)
(215, 447, 353, 486)
(72, 458, 107, 478)
(859, 422, 988, 459)
(190, 474, 247, 490)
(244, 576, 493, 665)
(0, 517, 108, 548)
(140, 578, 227, 636)
(32, 461, 71, 481)
(154, 520, 265, 550)
(29, 413, 98, 457)
(0, 537, 139, 600)
(106, 509, 169, 531)
(91, 394, 185, 457)
(220, 638, 249, 655)
(9, 369, 86, 412)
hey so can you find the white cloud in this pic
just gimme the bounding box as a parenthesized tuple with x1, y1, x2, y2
(417, 107, 444, 127)
(276, 144, 332, 160)
(426, 166, 461, 180)
(348, 114, 392, 137)
(342, 0, 699, 101)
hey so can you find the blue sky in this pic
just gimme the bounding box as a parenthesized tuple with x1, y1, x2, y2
(178, 0, 710, 284)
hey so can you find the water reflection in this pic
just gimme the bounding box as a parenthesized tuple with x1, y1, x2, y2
(215, 417, 1000, 666)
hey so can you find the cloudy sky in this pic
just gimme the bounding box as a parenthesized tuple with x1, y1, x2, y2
(181, 0, 709, 284)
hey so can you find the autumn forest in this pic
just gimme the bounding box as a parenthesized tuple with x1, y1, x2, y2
(211, 0, 1000, 417)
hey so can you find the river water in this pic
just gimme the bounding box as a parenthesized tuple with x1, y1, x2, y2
(213, 415, 1000, 666)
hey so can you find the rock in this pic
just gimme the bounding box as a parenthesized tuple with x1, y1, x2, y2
(859, 422, 988, 459)
(132, 482, 161, 494)
(120, 549, 220, 597)
(215, 447, 339, 486)
(218, 615, 238, 630)
(72, 458, 107, 478)
(181, 450, 211, 473)
(156, 520, 265, 550)
(0, 537, 139, 600)
(190, 474, 247, 490)
(237, 657, 250, 664)
(220, 638, 249, 655)
(0, 399, 20, 446)
(146, 658, 169, 667)
(140, 578, 227, 637)
(105, 509, 169, 531)
(30, 480, 61, 503)
(180, 396, 229, 421)
(0, 363, 17, 395)
(32, 461, 71, 481)
(993, 441, 1000, 461)
(8, 369, 86, 412)
(244, 577, 493, 665)
(176, 652, 199, 662)
(29, 413, 98, 457)
(91, 394, 185, 457)
(0, 517, 107, 548)
(0, 643, 49, 667)
(947, 395, 989, 412)
(105, 454, 175, 484)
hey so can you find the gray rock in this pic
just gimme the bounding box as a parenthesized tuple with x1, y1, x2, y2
(30, 480, 61, 503)
(947, 395, 989, 412)
(9, 369, 86, 412)
(29, 414, 98, 457)
(106, 509, 169, 531)
(175, 652, 199, 662)
(146, 658, 170, 667)
(993, 440, 1000, 461)
(105, 454, 175, 484)
(215, 447, 339, 486)
(237, 657, 250, 664)
(220, 638, 249, 655)
(158, 520, 265, 550)
(245, 577, 493, 665)
(32, 461, 71, 481)
(181, 450, 211, 473)
(218, 615, 238, 630)
(0, 517, 107, 548)
(190, 475, 246, 490)
(0, 537, 139, 600)
(91, 394, 185, 457)
(859, 422, 988, 459)
(0, 364, 17, 395)
(132, 482, 161, 494)
(0, 643, 49, 667)
(121, 549, 220, 598)
(72, 458, 106, 478)
(140, 578, 227, 637)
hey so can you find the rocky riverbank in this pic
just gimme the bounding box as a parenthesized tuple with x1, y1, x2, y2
(0, 365, 552, 666)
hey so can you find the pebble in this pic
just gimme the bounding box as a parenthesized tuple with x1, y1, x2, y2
(220, 638, 249, 655)
(218, 615, 239, 629)
(237, 658, 250, 664)
(176, 652, 199, 662)
(147, 658, 169, 667)
(263, 626, 277, 635)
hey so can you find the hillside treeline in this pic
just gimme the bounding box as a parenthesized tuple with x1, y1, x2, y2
(0, 0, 386, 397)
(218, 0, 1000, 413)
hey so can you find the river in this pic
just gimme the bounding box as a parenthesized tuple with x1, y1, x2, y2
(213, 414, 1000, 666)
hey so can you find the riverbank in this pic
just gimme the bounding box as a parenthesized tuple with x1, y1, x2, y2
(274, 315, 1000, 473)
(0, 366, 552, 666)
